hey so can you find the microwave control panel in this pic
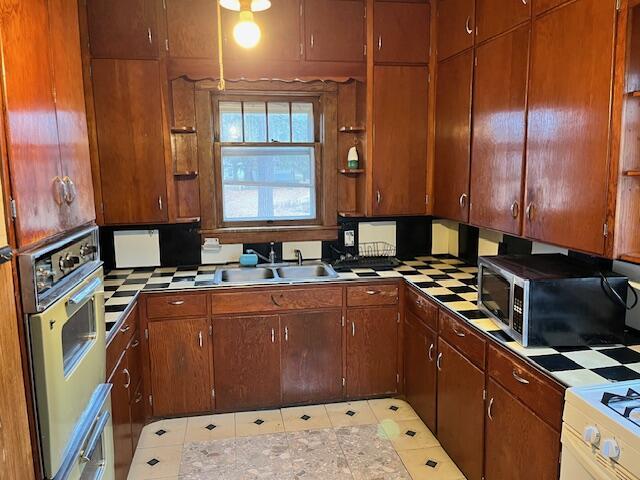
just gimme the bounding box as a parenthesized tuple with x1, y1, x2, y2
(513, 285, 524, 335)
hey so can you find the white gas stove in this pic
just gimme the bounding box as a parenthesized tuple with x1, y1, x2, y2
(561, 380, 640, 479)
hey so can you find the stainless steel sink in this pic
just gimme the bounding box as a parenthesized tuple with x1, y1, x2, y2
(276, 263, 338, 280)
(217, 267, 276, 283)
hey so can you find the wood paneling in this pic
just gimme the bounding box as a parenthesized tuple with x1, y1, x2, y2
(166, 0, 217, 59)
(346, 306, 398, 397)
(0, 262, 35, 479)
(304, 0, 365, 63)
(212, 315, 281, 410)
(436, 338, 484, 480)
(524, 0, 616, 255)
(476, 0, 530, 43)
(87, 0, 159, 59)
(485, 379, 561, 480)
(371, 65, 428, 215)
(146, 293, 208, 319)
(91, 59, 168, 224)
(373, 2, 430, 64)
(433, 50, 473, 222)
(148, 318, 212, 416)
(437, 0, 474, 60)
(211, 287, 343, 314)
(0, 0, 64, 247)
(347, 284, 399, 306)
(281, 310, 343, 404)
(470, 25, 529, 235)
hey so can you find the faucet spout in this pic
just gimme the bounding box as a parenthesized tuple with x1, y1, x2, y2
(294, 249, 303, 266)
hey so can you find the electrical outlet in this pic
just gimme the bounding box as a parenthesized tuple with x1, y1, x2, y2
(344, 230, 355, 247)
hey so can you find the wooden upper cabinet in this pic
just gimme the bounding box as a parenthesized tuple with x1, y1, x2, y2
(166, 0, 217, 59)
(280, 311, 343, 405)
(485, 379, 561, 480)
(372, 65, 428, 215)
(373, 1, 430, 64)
(222, 0, 302, 62)
(524, 0, 616, 255)
(49, 0, 96, 231)
(470, 25, 529, 235)
(91, 59, 168, 225)
(148, 318, 212, 417)
(533, 0, 572, 16)
(304, 0, 365, 63)
(433, 50, 473, 222)
(87, 0, 159, 59)
(475, 0, 531, 43)
(437, 0, 475, 60)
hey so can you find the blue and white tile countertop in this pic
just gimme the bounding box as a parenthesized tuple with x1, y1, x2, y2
(103, 254, 640, 389)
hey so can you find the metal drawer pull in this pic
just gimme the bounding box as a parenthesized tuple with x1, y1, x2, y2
(69, 277, 102, 306)
(351, 321, 356, 337)
(135, 392, 143, 404)
(376, 190, 382, 205)
(453, 328, 466, 338)
(428, 343, 434, 361)
(271, 295, 282, 307)
(465, 16, 472, 34)
(198, 331, 203, 348)
(377, 35, 382, 50)
(123, 368, 131, 389)
(120, 324, 131, 334)
(512, 370, 530, 384)
(284, 326, 289, 342)
(436, 352, 443, 371)
(522, 0, 527, 4)
(131, 339, 140, 348)
(366, 290, 380, 295)
(271, 328, 275, 343)
(63, 176, 77, 204)
(169, 300, 185, 306)
(487, 397, 494, 420)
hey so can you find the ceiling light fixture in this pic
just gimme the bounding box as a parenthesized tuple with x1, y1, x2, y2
(219, 0, 271, 49)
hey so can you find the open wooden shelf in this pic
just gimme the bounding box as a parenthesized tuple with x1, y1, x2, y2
(338, 211, 365, 217)
(339, 126, 365, 133)
(171, 126, 197, 134)
(620, 253, 640, 264)
(631, 91, 640, 97)
(174, 171, 198, 178)
(338, 168, 364, 175)
(624, 170, 640, 177)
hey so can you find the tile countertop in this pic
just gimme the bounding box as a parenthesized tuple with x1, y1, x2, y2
(103, 254, 640, 389)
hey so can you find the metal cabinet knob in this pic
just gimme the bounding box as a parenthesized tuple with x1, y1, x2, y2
(510, 201, 520, 219)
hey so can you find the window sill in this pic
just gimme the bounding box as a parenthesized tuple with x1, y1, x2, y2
(200, 225, 339, 244)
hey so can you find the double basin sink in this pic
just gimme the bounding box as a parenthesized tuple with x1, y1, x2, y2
(213, 262, 339, 284)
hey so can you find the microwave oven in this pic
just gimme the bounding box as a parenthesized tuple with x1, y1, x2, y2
(477, 254, 628, 347)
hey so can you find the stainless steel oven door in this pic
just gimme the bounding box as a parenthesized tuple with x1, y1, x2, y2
(29, 267, 105, 479)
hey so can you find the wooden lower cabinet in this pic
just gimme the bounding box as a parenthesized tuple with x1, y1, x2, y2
(403, 311, 437, 432)
(109, 353, 133, 480)
(281, 310, 343, 405)
(485, 379, 561, 480)
(346, 306, 399, 397)
(212, 315, 282, 411)
(436, 338, 485, 480)
(148, 318, 213, 416)
(130, 379, 145, 453)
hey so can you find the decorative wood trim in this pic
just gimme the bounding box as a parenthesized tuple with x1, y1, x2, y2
(200, 225, 339, 244)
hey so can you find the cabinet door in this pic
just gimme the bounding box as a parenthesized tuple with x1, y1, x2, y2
(213, 315, 281, 410)
(524, 0, 616, 255)
(476, 0, 530, 43)
(87, 0, 159, 59)
(166, 0, 217, 59)
(372, 66, 428, 215)
(433, 51, 473, 222)
(304, 0, 364, 63)
(130, 380, 145, 454)
(346, 306, 398, 397)
(470, 25, 528, 235)
(437, 338, 484, 480)
(48, 0, 96, 230)
(222, 0, 301, 62)
(485, 379, 561, 480)
(437, 0, 474, 60)
(148, 318, 212, 417)
(374, 2, 430, 64)
(0, 0, 64, 248)
(281, 310, 343, 404)
(91, 59, 168, 224)
(109, 355, 133, 480)
(403, 312, 437, 432)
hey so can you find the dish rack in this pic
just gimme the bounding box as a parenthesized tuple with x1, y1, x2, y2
(331, 241, 401, 271)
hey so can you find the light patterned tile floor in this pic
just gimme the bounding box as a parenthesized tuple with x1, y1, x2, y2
(127, 398, 466, 480)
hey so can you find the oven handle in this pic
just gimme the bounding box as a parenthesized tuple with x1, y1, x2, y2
(80, 410, 110, 463)
(69, 277, 102, 306)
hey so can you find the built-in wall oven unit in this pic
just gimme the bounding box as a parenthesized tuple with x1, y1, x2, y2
(477, 254, 628, 347)
(19, 226, 114, 480)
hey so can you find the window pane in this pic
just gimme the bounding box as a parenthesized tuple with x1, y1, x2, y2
(219, 102, 243, 142)
(267, 102, 291, 143)
(221, 146, 316, 221)
(291, 102, 314, 142)
(243, 102, 267, 142)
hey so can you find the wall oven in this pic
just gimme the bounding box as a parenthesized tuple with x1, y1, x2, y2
(477, 254, 628, 347)
(19, 227, 113, 480)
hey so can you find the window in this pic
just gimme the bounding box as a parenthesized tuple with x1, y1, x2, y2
(215, 97, 320, 225)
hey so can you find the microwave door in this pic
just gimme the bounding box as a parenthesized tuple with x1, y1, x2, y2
(479, 265, 512, 327)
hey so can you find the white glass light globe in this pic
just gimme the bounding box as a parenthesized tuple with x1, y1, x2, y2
(233, 11, 261, 48)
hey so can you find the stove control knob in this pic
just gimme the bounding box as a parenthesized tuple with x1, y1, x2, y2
(601, 438, 620, 461)
(59, 254, 75, 270)
(582, 426, 601, 447)
(79, 244, 96, 258)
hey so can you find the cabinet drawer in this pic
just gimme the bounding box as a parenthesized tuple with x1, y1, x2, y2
(211, 287, 343, 314)
(438, 309, 486, 369)
(347, 284, 398, 306)
(106, 304, 137, 378)
(488, 345, 564, 429)
(146, 293, 208, 319)
(406, 287, 438, 331)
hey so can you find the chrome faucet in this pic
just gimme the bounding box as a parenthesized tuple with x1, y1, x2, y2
(294, 249, 303, 266)
(246, 242, 277, 265)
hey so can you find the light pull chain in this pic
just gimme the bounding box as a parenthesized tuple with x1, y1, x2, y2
(216, 0, 226, 91)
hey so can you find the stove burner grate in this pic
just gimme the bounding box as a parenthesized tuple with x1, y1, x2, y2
(602, 388, 640, 428)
